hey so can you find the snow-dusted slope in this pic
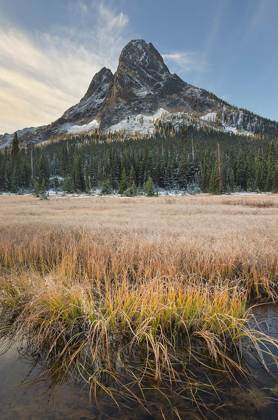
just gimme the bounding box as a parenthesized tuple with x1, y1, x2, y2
(107, 108, 168, 135)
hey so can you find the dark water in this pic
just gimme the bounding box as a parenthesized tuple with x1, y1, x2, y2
(0, 305, 278, 420)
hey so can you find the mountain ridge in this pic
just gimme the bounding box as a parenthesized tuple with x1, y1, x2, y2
(1, 39, 278, 148)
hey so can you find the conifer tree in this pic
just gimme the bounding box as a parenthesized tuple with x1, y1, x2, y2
(236, 150, 246, 190)
(101, 179, 112, 195)
(85, 163, 91, 193)
(11, 169, 18, 193)
(265, 141, 275, 191)
(11, 133, 19, 160)
(39, 179, 48, 200)
(129, 165, 136, 186)
(179, 134, 188, 190)
(144, 176, 154, 196)
(118, 168, 127, 194)
(59, 144, 69, 177)
(209, 161, 221, 194)
(72, 153, 84, 192)
(201, 150, 210, 192)
(63, 176, 74, 193)
(34, 181, 40, 197)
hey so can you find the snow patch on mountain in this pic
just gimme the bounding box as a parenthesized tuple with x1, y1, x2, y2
(65, 120, 99, 134)
(199, 110, 253, 137)
(107, 108, 169, 135)
(222, 124, 252, 136)
(201, 112, 217, 122)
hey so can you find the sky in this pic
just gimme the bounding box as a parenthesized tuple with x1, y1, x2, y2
(0, 0, 278, 134)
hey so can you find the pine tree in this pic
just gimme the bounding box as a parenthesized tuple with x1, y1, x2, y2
(11, 169, 18, 193)
(59, 144, 69, 178)
(179, 134, 188, 190)
(144, 176, 154, 196)
(63, 176, 74, 193)
(236, 150, 246, 190)
(130, 181, 137, 196)
(10, 133, 20, 191)
(39, 179, 48, 200)
(209, 161, 221, 194)
(118, 168, 127, 194)
(72, 153, 84, 192)
(254, 153, 262, 190)
(85, 163, 91, 193)
(265, 141, 275, 191)
(100, 179, 112, 195)
(217, 143, 222, 193)
(129, 165, 136, 187)
(36, 155, 50, 186)
(11, 133, 19, 160)
(201, 150, 210, 192)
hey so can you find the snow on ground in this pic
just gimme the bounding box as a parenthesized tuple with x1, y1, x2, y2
(65, 120, 99, 134)
(1, 190, 271, 199)
(46, 190, 268, 198)
(107, 108, 169, 135)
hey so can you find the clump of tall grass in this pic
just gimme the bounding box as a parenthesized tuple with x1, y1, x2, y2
(0, 228, 278, 415)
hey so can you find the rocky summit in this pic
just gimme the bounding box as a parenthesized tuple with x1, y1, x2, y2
(98, 40, 221, 131)
(1, 39, 278, 148)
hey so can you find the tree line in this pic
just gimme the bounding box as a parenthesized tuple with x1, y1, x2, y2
(0, 125, 277, 195)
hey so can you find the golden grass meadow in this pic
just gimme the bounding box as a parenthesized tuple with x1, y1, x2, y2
(0, 193, 278, 418)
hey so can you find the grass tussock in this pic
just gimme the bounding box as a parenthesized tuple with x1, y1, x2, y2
(0, 195, 278, 416)
(1, 265, 278, 413)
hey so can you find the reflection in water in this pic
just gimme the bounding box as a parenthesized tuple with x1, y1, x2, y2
(0, 304, 278, 419)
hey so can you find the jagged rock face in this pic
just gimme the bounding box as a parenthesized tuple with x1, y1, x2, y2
(84, 67, 113, 99)
(1, 38, 278, 148)
(110, 39, 170, 102)
(98, 40, 221, 130)
(57, 67, 113, 125)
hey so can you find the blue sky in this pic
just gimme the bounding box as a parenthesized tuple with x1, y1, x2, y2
(0, 0, 277, 133)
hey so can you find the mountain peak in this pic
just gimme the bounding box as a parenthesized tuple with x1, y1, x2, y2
(118, 39, 170, 83)
(84, 67, 113, 99)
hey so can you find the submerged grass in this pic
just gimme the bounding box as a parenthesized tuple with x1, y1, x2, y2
(1, 271, 277, 416)
(0, 195, 278, 417)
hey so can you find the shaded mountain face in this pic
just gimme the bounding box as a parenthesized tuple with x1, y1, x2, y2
(1, 39, 278, 148)
(61, 67, 114, 124)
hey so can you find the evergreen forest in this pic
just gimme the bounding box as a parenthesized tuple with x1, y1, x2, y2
(0, 124, 277, 196)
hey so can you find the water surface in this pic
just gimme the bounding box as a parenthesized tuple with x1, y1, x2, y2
(0, 304, 278, 419)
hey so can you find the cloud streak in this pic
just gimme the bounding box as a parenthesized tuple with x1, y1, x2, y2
(162, 51, 208, 74)
(0, 3, 130, 134)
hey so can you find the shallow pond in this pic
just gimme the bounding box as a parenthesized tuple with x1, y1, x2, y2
(0, 304, 278, 420)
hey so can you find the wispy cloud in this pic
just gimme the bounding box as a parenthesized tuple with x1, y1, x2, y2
(162, 51, 209, 74)
(0, 3, 130, 134)
(248, 0, 274, 32)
